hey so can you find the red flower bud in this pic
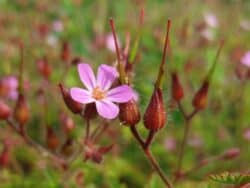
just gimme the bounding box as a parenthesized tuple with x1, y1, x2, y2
(0, 100, 11, 120)
(171, 72, 184, 101)
(37, 57, 51, 80)
(60, 112, 75, 134)
(192, 81, 209, 110)
(61, 138, 74, 157)
(84, 103, 97, 120)
(221, 147, 240, 160)
(58, 84, 83, 114)
(14, 94, 29, 125)
(143, 88, 166, 131)
(119, 99, 140, 126)
(46, 127, 59, 151)
(61, 41, 70, 62)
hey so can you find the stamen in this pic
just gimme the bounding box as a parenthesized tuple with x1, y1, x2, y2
(92, 87, 106, 100)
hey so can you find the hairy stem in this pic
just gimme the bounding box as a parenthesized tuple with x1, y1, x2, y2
(130, 127, 172, 187)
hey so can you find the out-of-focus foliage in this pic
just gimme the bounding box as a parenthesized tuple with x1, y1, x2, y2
(0, 0, 250, 187)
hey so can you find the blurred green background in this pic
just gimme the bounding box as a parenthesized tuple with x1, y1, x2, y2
(0, 0, 250, 187)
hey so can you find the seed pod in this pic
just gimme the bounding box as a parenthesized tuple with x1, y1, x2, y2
(59, 84, 83, 114)
(46, 126, 59, 151)
(0, 100, 11, 120)
(192, 81, 209, 110)
(171, 72, 184, 101)
(14, 94, 29, 125)
(119, 99, 140, 126)
(143, 88, 166, 131)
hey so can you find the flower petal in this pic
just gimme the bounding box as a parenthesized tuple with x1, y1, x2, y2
(70, 87, 94, 104)
(78, 63, 96, 91)
(97, 64, 118, 90)
(96, 100, 119, 119)
(106, 85, 133, 103)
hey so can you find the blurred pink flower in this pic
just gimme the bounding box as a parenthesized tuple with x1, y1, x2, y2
(164, 137, 176, 151)
(52, 20, 64, 32)
(70, 63, 133, 119)
(200, 28, 215, 41)
(188, 135, 203, 148)
(240, 51, 250, 67)
(243, 128, 250, 141)
(0, 76, 18, 100)
(106, 33, 120, 53)
(204, 12, 218, 28)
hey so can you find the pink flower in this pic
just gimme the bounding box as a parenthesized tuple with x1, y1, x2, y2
(70, 63, 133, 119)
(204, 12, 218, 28)
(106, 33, 120, 53)
(0, 76, 18, 100)
(240, 51, 250, 67)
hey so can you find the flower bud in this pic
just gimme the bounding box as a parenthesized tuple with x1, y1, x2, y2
(14, 94, 29, 125)
(37, 57, 51, 80)
(119, 99, 140, 126)
(143, 88, 166, 131)
(58, 84, 83, 114)
(171, 72, 184, 101)
(61, 41, 70, 62)
(61, 138, 74, 157)
(84, 103, 97, 120)
(192, 81, 209, 110)
(46, 126, 59, 151)
(221, 147, 240, 160)
(60, 112, 75, 134)
(0, 100, 11, 120)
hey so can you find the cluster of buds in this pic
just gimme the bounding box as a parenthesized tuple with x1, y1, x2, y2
(171, 40, 224, 113)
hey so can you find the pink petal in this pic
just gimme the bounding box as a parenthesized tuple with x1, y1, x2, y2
(97, 64, 118, 90)
(96, 100, 119, 119)
(70, 87, 94, 104)
(78, 63, 96, 91)
(106, 85, 133, 103)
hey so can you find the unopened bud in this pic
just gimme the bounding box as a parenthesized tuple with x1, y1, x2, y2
(0, 100, 11, 120)
(71, 57, 83, 66)
(119, 99, 140, 126)
(61, 41, 70, 62)
(61, 138, 74, 157)
(59, 84, 83, 114)
(171, 72, 184, 101)
(46, 127, 59, 151)
(37, 57, 51, 80)
(192, 81, 209, 110)
(84, 103, 97, 120)
(221, 147, 240, 160)
(14, 94, 29, 125)
(143, 88, 166, 131)
(60, 112, 75, 134)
